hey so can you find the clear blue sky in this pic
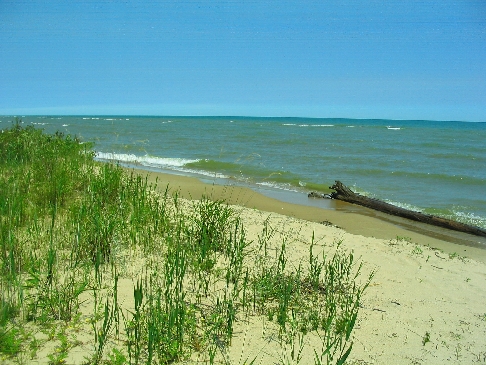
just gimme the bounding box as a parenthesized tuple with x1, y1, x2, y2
(1, 0, 485, 121)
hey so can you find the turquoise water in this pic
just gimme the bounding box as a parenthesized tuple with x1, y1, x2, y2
(3, 115, 486, 229)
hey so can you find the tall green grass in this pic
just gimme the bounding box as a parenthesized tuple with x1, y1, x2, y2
(0, 121, 372, 364)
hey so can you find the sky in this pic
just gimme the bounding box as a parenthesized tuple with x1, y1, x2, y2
(1, 0, 485, 121)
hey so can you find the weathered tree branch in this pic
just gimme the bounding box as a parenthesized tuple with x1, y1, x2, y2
(327, 180, 486, 238)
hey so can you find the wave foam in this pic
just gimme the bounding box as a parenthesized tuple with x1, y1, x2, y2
(95, 152, 231, 179)
(452, 210, 486, 228)
(96, 152, 198, 167)
(283, 123, 334, 127)
(384, 200, 423, 212)
(256, 181, 300, 192)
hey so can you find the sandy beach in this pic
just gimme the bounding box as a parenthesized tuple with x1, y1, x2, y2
(135, 168, 486, 364)
(4, 164, 485, 365)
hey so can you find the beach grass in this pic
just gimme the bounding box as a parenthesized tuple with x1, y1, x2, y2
(0, 120, 372, 364)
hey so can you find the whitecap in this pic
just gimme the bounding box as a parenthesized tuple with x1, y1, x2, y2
(182, 168, 229, 179)
(95, 152, 199, 168)
(96, 152, 237, 180)
(256, 181, 300, 193)
(384, 200, 422, 212)
(452, 210, 485, 228)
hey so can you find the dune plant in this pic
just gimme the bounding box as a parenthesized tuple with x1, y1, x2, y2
(0, 324, 22, 357)
(0, 122, 371, 364)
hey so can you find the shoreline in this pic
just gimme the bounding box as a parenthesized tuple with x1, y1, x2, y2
(126, 167, 486, 264)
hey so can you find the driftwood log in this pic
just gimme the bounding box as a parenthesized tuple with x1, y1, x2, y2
(328, 180, 486, 238)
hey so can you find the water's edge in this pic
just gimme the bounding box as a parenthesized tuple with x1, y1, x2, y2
(119, 160, 486, 250)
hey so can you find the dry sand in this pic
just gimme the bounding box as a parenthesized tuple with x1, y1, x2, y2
(13, 169, 485, 365)
(140, 169, 486, 364)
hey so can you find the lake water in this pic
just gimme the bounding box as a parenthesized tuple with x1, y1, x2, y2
(3, 115, 485, 229)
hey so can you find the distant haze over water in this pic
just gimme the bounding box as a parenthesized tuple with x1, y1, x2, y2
(2, 115, 485, 230)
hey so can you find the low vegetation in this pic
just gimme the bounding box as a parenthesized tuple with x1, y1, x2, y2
(0, 120, 372, 364)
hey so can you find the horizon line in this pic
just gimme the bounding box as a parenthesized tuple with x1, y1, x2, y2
(1, 114, 483, 124)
